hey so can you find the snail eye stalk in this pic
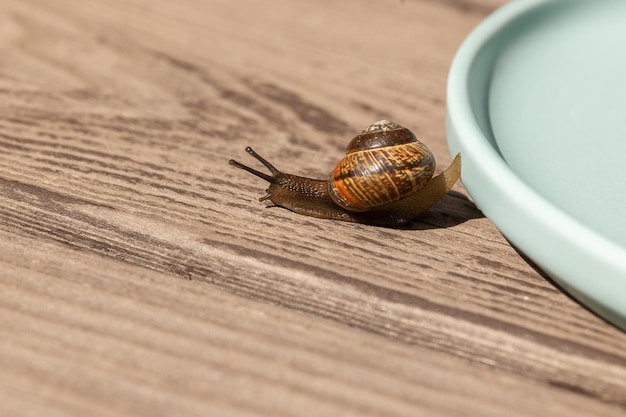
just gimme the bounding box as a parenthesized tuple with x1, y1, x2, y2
(229, 147, 279, 184)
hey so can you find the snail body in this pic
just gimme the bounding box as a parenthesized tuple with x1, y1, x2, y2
(229, 120, 461, 226)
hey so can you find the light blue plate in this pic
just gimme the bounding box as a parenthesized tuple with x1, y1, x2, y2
(447, 0, 626, 329)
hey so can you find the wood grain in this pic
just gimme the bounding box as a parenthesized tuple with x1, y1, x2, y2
(1, 0, 626, 416)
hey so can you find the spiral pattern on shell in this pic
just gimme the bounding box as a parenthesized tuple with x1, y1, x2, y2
(328, 120, 435, 212)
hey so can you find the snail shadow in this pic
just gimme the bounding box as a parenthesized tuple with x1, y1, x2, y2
(400, 191, 485, 230)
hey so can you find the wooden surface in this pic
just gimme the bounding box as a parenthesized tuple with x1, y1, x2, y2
(1, 0, 625, 415)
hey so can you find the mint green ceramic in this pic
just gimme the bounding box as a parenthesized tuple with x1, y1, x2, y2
(447, 0, 626, 329)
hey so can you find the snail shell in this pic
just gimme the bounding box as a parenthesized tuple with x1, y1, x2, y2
(328, 120, 435, 212)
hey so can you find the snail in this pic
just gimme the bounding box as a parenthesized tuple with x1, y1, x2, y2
(229, 120, 461, 227)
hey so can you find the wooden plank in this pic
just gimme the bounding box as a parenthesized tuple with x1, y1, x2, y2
(1, 230, 624, 417)
(1, 0, 625, 415)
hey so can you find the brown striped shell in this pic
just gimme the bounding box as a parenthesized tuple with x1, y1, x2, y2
(328, 120, 435, 212)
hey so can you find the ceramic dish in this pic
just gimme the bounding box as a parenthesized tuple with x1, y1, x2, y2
(447, 0, 626, 329)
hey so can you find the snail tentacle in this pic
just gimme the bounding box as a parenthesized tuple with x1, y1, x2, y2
(228, 147, 279, 184)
